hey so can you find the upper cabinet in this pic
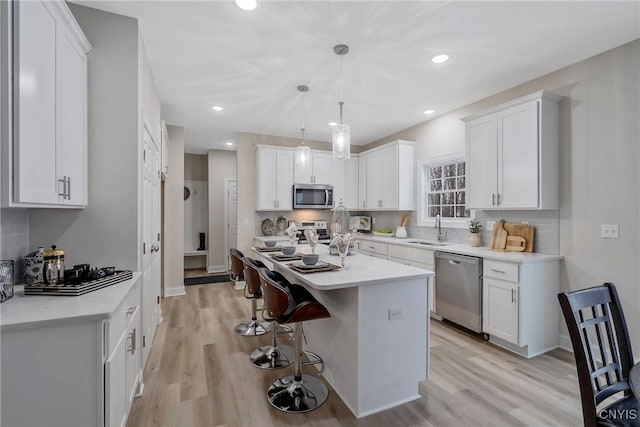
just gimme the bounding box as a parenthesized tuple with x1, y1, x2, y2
(332, 156, 359, 210)
(3, 1, 91, 208)
(363, 140, 415, 211)
(463, 91, 561, 210)
(256, 145, 294, 211)
(294, 151, 333, 185)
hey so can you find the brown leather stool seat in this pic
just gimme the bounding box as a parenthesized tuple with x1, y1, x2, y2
(243, 257, 294, 369)
(230, 249, 269, 336)
(258, 268, 330, 413)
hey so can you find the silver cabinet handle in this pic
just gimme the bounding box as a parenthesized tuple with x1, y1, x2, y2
(126, 306, 135, 315)
(497, 193, 501, 205)
(127, 328, 136, 354)
(66, 177, 71, 200)
(490, 269, 506, 274)
(363, 201, 365, 208)
(511, 289, 516, 303)
(491, 193, 496, 206)
(58, 177, 67, 198)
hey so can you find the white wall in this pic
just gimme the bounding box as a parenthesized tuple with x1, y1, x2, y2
(163, 125, 185, 296)
(183, 180, 207, 251)
(367, 40, 640, 352)
(29, 5, 141, 269)
(207, 150, 236, 270)
(0, 209, 29, 283)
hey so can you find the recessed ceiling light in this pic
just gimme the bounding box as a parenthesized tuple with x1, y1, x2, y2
(423, 109, 435, 115)
(431, 54, 449, 64)
(328, 121, 337, 127)
(224, 141, 234, 146)
(211, 105, 224, 111)
(235, 0, 257, 11)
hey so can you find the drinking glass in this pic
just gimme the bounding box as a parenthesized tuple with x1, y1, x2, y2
(337, 242, 349, 269)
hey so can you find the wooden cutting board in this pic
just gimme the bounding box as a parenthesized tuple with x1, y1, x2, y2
(505, 236, 527, 252)
(504, 223, 535, 252)
(490, 220, 508, 250)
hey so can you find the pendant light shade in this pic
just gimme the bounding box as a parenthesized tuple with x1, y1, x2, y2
(332, 44, 351, 160)
(295, 85, 310, 170)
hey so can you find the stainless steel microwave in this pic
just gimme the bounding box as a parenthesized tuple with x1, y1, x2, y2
(293, 184, 333, 209)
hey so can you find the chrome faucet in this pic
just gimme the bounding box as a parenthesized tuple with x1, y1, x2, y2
(435, 214, 447, 242)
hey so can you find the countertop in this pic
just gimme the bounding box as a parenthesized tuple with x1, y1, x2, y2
(0, 272, 142, 332)
(252, 244, 433, 291)
(356, 234, 563, 263)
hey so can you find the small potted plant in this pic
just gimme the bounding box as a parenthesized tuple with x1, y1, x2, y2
(468, 219, 482, 247)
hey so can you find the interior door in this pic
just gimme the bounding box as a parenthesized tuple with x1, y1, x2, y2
(142, 124, 161, 366)
(226, 180, 237, 269)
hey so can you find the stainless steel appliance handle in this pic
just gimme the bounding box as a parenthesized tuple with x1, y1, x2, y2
(325, 189, 329, 205)
(448, 260, 461, 265)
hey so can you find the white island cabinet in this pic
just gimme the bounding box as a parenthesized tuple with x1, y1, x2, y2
(3, 0, 91, 208)
(1, 273, 142, 427)
(252, 245, 432, 419)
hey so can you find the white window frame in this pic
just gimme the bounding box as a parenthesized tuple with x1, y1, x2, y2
(417, 152, 474, 229)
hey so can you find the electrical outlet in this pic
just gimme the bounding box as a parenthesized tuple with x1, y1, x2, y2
(388, 307, 403, 321)
(601, 224, 619, 239)
(372, 217, 377, 225)
(487, 221, 496, 231)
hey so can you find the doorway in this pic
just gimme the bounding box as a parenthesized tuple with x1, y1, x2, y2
(224, 178, 237, 271)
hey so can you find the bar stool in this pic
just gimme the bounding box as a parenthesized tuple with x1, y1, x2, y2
(243, 257, 294, 370)
(258, 268, 331, 413)
(230, 248, 269, 336)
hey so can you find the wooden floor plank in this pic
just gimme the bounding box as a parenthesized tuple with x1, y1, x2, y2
(127, 282, 582, 427)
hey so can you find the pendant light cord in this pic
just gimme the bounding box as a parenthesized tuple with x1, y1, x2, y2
(301, 89, 306, 145)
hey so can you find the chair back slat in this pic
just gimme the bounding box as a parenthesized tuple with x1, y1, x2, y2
(230, 248, 245, 280)
(558, 283, 635, 427)
(243, 257, 266, 295)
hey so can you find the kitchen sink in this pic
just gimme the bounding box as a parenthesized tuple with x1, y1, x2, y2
(406, 240, 450, 247)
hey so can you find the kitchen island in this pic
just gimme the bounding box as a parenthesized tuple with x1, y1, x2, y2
(252, 245, 433, 419)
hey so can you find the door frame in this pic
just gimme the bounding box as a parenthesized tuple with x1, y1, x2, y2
(223, 176, 237, 271)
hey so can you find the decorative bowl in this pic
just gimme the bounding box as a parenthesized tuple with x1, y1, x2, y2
(281, 246, 296, 256)
(264, 240, 277, 248)
(301, 254, 320, 265)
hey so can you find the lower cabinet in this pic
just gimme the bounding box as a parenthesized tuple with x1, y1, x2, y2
(482, 278, 519, 344)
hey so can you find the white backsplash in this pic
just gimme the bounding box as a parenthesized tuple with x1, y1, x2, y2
(0, 208, 30, 283)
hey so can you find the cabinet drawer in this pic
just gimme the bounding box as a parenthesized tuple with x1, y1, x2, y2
(388, 244, 434, 265)
(484, 260, 519, 283)
(358, 240, 388, 256)
(108, 282, 141, 356)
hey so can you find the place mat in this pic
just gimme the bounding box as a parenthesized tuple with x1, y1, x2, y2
(288, 262, 340, 274)
(255, 246, 282, 253)
(269, 253, 302, 261)
(24, 271, 133, 296)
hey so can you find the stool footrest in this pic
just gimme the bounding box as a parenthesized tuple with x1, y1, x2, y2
(302, 350, 325, 376)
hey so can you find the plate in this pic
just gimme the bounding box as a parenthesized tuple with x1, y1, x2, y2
(292, 261, 328, 270)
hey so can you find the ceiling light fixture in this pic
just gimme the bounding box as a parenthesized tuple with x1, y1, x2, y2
(224, 141, 234, 146)
(432, 54, 449, 64)
(328, 121, 337, 127)
(331, 44, 350, 160)
(423, 109, 435, 115)
(235, 0, 257, 11)
(211, 105, 224, 111)
(295, 85, 311, 171)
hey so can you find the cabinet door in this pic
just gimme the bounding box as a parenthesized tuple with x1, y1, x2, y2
(57, 24, 87, 206)
(365, 151, 382, 209)
(311, 152, 333, 185)
(343, 157, 359, 210)
(293, 151, 312, 184)
(256, 148, 277, 209)
(482, 278, 519, 344)
(467, 116, 498, 209)
(499, 101, 539, 208)
(14, 1, 59, 204)
(379, 145, 398, 209)
(105, 333, 127, 427)
(125, 308, 140, 409)
(331, 159, 345, 207)
(275, 150, 293, 210)
(358, 156, 367, 210)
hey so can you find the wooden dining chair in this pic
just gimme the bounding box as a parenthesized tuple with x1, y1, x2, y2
(558, 283, 639, 427)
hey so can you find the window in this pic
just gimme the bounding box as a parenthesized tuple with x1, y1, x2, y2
(418, 154, 472, 228)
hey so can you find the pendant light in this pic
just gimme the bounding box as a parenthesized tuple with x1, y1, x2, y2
(332, 44, 350, 160)
(295, 85, 311, 171)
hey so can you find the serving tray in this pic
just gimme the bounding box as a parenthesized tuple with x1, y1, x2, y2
(254, 246, 282, 253)
(288, 262, 340, 274)
(269, 253, 302, 261)
(24, 270, 133, 296)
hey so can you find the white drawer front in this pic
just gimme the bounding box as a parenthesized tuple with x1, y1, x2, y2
(108, 282, 141, 356)
(388, 244, 434, 265)
(484, 260, 519, 283)
(359, 240, 388, 256)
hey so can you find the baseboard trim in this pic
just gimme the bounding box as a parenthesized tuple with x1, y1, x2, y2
(164, 287, 186, 297)
(207, 265, 227, 274)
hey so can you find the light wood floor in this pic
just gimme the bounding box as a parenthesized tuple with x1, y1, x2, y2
(127, 282, 582, 427)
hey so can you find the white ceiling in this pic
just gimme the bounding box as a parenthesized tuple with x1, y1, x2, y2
(74, 1, 639, 153)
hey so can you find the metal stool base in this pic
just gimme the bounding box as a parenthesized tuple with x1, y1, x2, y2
(234, 320, 270, 337)
(250, 344, 295, 370)
(267, 374, 328, 413)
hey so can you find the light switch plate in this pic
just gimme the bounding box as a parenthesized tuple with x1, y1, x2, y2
(487, 221, 496, 231)
(601, 224, 619, 239)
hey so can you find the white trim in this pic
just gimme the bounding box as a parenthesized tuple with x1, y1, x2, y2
(164, 287, 186, 297)
(48, 0, 92, 53)
(207, 264, 227, 274)
(416, 152, 474, 228)
(224, 177, 237, 271)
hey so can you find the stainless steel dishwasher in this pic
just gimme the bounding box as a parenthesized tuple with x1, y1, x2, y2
(434, 251, 483, 333)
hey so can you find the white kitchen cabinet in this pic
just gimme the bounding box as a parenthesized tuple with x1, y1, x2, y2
(481, 258, 560, 358)
(463, 91, 561, 210)
(332, 156, 359, 209)
(256, 146, 294, 210)
(364, 140, 415, 211)
(294, 151, 332, 185)
(388, 244, 436, 313)
(6, 1, 90, 207)
(358, 155, 367, 210)
(357, 239, 388, 258)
